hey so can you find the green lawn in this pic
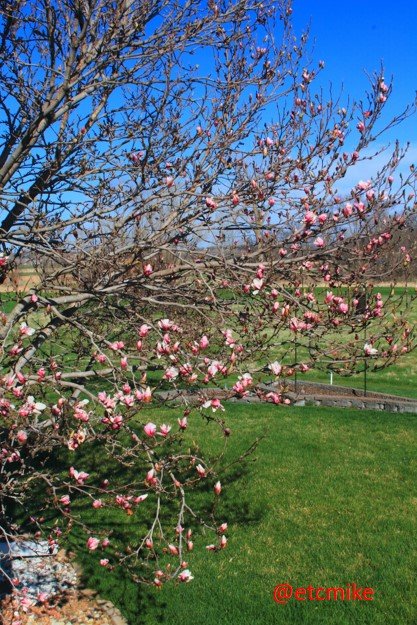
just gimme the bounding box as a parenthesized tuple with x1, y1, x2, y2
(71, 402, 417, 625)
(3, 286, 417, 623)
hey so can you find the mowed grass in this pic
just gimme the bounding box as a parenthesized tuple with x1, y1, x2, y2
(3, 285, 417, 622)
(71, 403, 417, 625)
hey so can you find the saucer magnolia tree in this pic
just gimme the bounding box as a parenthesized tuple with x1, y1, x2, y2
(0, 0, 416, 610)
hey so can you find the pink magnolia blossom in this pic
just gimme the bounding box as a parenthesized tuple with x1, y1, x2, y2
(16, 430, 27, 444)
(342, 203, 353, 218)
(357, 180, 371, 191)
(202, 398, 224, 412)
(214, 481, 222, 495)
(146, 469, 158, 486)
(196, 464, 207, 478)
(143, 263, 153, 276)
(304, 210, 317, 226)
(233, 373, 253, 396)
(8, 344, 21, 357)
(109, 341, 124, 351)
(163, 366, 179, 381)
(178, 416, 188, 430)
(159, 424, 172, 437)
(16, 371, 26, 385)
(134, 494, 148, 503)
(178, 569, 194, 583)
(314, 236, 325, 248)
(168, 544, 179, 556)
(265, 392, 282, 404)
(364, 343, 378, 356)
(37, 592, 49, 603)
(205, 197, 218, 210)
(251, 277, 263, 293)
(289, 317, 302, 332)
(138, 324, 151, 337)
(223, 329, 236, 346)
(69, 467, 89, 484)
(158, 318, 173, 331)
(269, 361, 282, 376)
(19, 322, 35, 337)
(144, 422, 157, 437)
(86, 537, 100, 550)
(102, 414, 124, 430)
(143, 386, 152, 403)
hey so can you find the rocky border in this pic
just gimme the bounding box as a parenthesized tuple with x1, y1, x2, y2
(155, 381, 417, 414)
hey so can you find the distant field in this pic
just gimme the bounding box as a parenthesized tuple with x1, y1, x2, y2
(2, 282, 417, 399)
(0, 264, 40, 292)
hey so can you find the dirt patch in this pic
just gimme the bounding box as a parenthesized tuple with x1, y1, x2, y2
(0, 591, 125, 625)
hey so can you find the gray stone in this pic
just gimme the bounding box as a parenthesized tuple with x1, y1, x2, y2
(0, 541, 77, 601)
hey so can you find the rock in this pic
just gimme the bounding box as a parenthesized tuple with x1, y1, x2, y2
(80, 588, 98, 597)
(1, 540, 78, 601)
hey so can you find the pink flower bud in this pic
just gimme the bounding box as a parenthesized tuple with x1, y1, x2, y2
(168, 544, 179, 556)
(16, 430, 27, 444)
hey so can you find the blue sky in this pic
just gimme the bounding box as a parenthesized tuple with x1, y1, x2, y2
(291, 0, 417, 145)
